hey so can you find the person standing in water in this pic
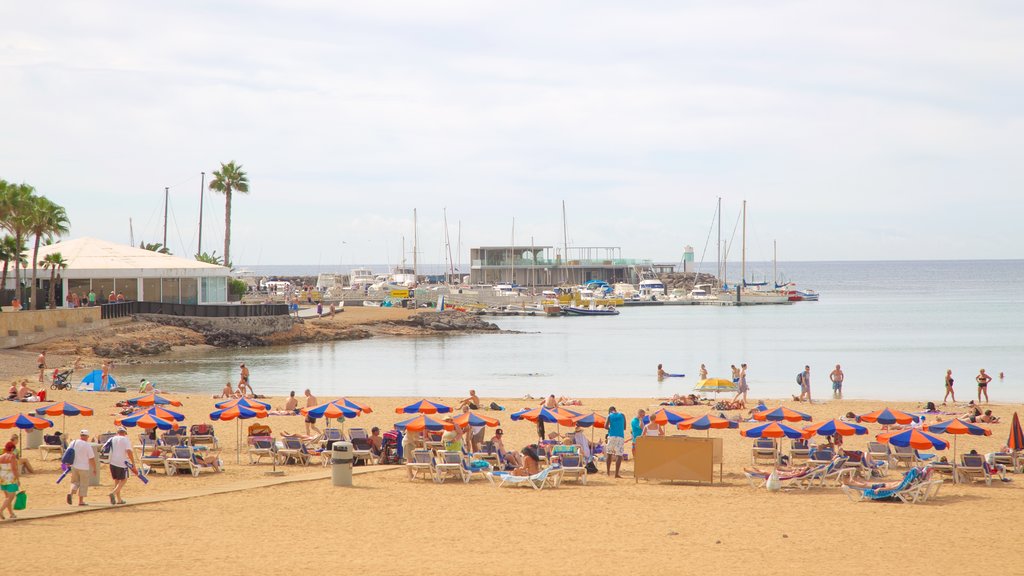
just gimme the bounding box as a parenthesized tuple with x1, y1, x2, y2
(830, 364, 844, 399)
(733, 363, 749, 404)
(699, 364, 708, 380)
(943, 370, 956, 404)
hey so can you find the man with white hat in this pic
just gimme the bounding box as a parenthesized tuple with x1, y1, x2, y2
(67, 430, 96, 506)
(107, 426, 136, 505)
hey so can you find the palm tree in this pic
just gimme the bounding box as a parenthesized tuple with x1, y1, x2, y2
(41, 252, 67, 309)
(195, 251, 224, 266)
(0, 234, 23, 298)
(139, 241, 171, 254)
(27, 196, 70, 309)
(0, 182, 35, 305)
(208, 161, 249, 268)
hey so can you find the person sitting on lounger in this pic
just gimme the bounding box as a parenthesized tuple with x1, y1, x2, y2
(513, 445, 541, 477)
(191, 451, 222, 472)
(841, 475, 909, 490)
(492, 429, 522, 469)
(368, 427, 383, 456)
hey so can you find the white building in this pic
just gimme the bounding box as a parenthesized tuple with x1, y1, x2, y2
(34, 237, 232, 305)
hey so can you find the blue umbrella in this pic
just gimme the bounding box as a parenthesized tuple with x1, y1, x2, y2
(303, 400, 360, 420)
(117, 411, 180, 431)
(395, 399, 453, 414)
(214, 397, 271, 410)
(395, 414, 452, 432)
(741, 421, 806, 439)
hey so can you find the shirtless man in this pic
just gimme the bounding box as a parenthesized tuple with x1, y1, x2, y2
(217, 382, 234, 399)
(541, 395, 558, 409)
(284, 391, 298, 413)
(830, 364, 844, 399)
(730, 364, 740, 383)
(304, 389, 321, 435)
(657, 364, 667, 379)
(37, 351, 46, 383)
(458, 390, 480, 410)
(18, 380, 36, 401)
(976, 369, 992, 403)
(238, 364, 254, 396)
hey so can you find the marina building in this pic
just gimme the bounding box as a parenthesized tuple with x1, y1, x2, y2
(469, 245, 652, 286)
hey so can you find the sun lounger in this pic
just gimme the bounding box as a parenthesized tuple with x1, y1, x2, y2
(348, 428, 375, 465)
(459, 456, 493, 484)
(991, 452, 1022, 474)
(744, 464, 826, 490)
(434, 451, 463, 483)
(406, 449, 435, 481)
(323, 427, 344, 445)
(807, 456, 852, 487)
(808, 449, 835, 466)
(789, 439, 811, 464)
(489, 466, 559, 490)
(959, 454, 992, 485)
(842, 450, 888, 479)
(161, 432, 186, 447)
(751, 439, 779, 465)
(248, 437, 276, 464)
(927, 460, 958, 483)
(277, 437, 312, 466)
(842, 467, 926, 504)
(555, 450, 588, 485)
(38, 433, 65, 460)
(868, 442, 894, 466)
(166, 446, 220, 477)
(892, 445, 936, 468)
(189, 423, 219, 449)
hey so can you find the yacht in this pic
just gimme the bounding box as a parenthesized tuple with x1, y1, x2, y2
(348, 268, 376, 288)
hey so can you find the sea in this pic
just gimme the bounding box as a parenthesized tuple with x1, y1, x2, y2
(120, 260, 1024, 403)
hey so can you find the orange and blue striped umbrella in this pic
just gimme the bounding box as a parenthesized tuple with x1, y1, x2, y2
(651, 407, 695, 425)
(453, 411, 500, 428)
(128, 393, 183, 407)
(395, 399, 453, 414)
(339, 398, 373, 414)
(857, 408, 919, 425)
(876, 429, 947, 451)
(1009, 412, 1024, 452)
(753, 406, 811, 422)
(741, 421, 805, 439)
(303, 400, 360, 420)
(678, 414, 739, 431)
(510, 406, 582, 425)
(801, 419, 868, 438)
(116, 411, 180, 430)
(214, 397, 271, 410)
(0, 413, 54, 430)
(924, 417, 992, 462)
(209, 404, 267, 421)
(35, 401, 93, 417)
(140, 405, 186, 422)
(570, 412, 607, 429)
(395, 414, 453, 432)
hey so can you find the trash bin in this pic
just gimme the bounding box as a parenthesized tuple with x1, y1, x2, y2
(331, 441, 354, 487)
(25, 429, 43, 449)
(87, 442, 102, 487)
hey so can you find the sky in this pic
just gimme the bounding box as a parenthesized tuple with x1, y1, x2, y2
(2, 1, 1022, 267)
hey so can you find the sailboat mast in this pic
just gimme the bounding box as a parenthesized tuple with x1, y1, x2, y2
(198, 172, 205, 255)
(562, 200, 569, 285)
(716, 197, 721, 290)
(163, 186, 169, 249)
(456, 220, 461, 283)
(741, 199, 747, 288)
(412, 208, 418, 283)
(773, 239, 777, 287)
(443, 208, 454, 283)
(510, 217, 515, 285)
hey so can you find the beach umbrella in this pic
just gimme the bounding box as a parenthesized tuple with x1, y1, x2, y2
(741, 421, 806, 440)
(678, 414, 739, 437)
(116, 411, 180, 431)
(395, 399, 453, 414)
(139, 405, 187, 422)
(338, 398, 373, 414)
(452, 411, 500, 429)
(395, 414, 454, 432)
(650, 407, 695, 426)
(214, 397, 271, 410)
(753, 406, 812, 422)
(801, 419, 868, 439)
(302, 399, 361, 432)
(694, 378, 737, 398)
(569, 411, 607, 443)
(923, 418, 992, 465)
(1008, 412, 1024, 452)
(210, 403, 269, 464)
(857, 408, 919, 425)
(0, 413, 54, 454)
(35, 401, 94, 435)
(876, 429, 948, 451)
(127, 393, 183, 407)
(510, 406, 581, 425)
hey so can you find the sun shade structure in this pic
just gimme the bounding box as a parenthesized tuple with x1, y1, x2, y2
(128, 393, 183, 407)
(924, 418, 992, 466)
(650, 407, 695, 425)
(857, 408, 919, 425)
(0, 413, 54, 430)
(395, 414, 454, 432)
(510, 406, 582, 425)
(302, 400, 361, 420)
(741, 421, 806, 439)
(876, 429, 948, 451)
(338, 398, 373, 414)
(1008, 412, 1024, 452)
(753, 406, 812, 422)
(215, 397, 272, 410)
(138, 406, 187, 422)
(452, 412, 500, 428)
(395, 399, 453, 414)
(801, 419, 868, 438)
(678, 414, 739, 431)
(209, 402, 268, 464)
(116, 411, 180, 431)
(35, 401, 94, 435)
(694, 378, 737, 393)
(569, 412, 607, 429)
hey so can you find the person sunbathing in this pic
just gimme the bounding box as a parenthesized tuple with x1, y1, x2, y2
(975, 410, 999, 423)
(191, 452, 222, 472)
(280, 431, 321, 443)
(5, 382, 16, 400)
(512, 446, 541, 477)
(842, 476, 910, 490)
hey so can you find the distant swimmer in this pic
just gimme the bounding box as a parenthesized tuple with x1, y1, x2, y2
(699, 364, 708, 380)
(976, 369, 992, 403)
(657, 364, 667, 379)
(943, 370, 956, 405)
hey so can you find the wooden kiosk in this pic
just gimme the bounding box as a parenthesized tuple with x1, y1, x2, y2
(634, 436, 723, 484)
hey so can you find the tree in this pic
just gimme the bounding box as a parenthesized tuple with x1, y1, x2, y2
(139, 241, 171, 254)
(41, 252, 67, 309)
(27, 196, 70, 309)
(208, 161, 249, 268)
(0, 182, 35, 304)
(0, 234, 24, 299)
(195, 251, 224, 266)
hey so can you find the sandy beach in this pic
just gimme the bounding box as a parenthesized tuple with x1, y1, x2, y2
(3, 383, 1022, 575)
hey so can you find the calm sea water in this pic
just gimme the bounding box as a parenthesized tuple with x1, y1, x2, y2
(121, 260, 1024, 403)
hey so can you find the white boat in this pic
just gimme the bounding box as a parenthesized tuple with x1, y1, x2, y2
(389, 266, 417, 287)
(349, 268, 376, 288)
(637, 278, 666, 300)
(687, 284, 717, 301)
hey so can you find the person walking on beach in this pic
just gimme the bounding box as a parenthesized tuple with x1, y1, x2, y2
(67, 430, 96, 506)
(37, 350, 46, 383)
(943, 370, 956, 404)
(107, 426, 135, 505)
(238, 364, 253, 396)
(977, 369, 992, 403)
(733, 363, 749, 404)
(605, 406, 626, 478)
(304, 389, 321, 435)
(630, 409, 646, 452)
(799, 365, 811, 403)
(830, 364, 844, 399)
(699, 364, 708, 380)
(0, 442, 21, 520)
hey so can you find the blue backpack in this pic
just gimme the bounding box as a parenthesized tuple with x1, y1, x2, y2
(61, 443, 77, 466)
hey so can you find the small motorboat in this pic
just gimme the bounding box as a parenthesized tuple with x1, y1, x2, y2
(564, 305, 619, 316)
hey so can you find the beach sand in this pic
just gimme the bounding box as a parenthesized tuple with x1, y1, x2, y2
(3, 387, 1021, 575)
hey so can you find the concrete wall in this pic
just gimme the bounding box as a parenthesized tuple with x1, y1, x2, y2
(0, 307, 104, 349)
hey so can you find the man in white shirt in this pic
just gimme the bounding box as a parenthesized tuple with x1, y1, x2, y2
(107, 426, 136, 505)
(68, 430, 97, 506)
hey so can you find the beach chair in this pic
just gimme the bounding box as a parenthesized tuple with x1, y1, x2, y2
(555, 451, 588, 485)
(808, 448, 835, 466)
(927, 460, 958, 483)
(991, 451, 1023, 474)
(248, 438, 277, 464)
(842, 450, 888, 479)
(473, 440, 500, 466)
(406, 449, 435, 481)
(189, 423, 219, 449)
(459, 455, 493, 484)
(808, 456, 852, 487)
(958, 454, 992, 485)
(348, 428, 375, 466)
(424, 432, 444, 452)
(913, 468, 944, 502)
(751, 439, 779, 465)
(868, 442, 894, 466)
(277, 437, 312, 466)
(744, 464, 826, 490)
(842, 467, 925, 504)
(789, 439, 811, 464)
(38, 433, 65, 460)
(433, 451, 463, 483)
(166, 446, 219, 477)
(322, 427, 344, 446)
(161, 432, 186, 447)
(490, 466, 559, 490)
(892, 445, 919, 468)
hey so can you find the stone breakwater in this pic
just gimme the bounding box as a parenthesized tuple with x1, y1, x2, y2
(395, 311, 500, 332)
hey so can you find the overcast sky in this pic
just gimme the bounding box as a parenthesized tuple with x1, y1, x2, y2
(2, 1, 1022, 267)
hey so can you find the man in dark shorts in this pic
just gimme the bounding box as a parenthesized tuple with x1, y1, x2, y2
(304, 389, 321, 435)
(107, 426, 136, 505)
(976, 369, 992, 403)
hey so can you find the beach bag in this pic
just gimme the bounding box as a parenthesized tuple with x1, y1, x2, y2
(489, 402, 504, 411)
(796, 372, 804, 386)
(766, 469, 781, 492)
(61, 444, 76, 466)
(585, 462, 598, 474)
(13, 490, 26, 511)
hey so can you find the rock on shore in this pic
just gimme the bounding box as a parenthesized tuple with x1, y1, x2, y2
(397, 311, 499, 332)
